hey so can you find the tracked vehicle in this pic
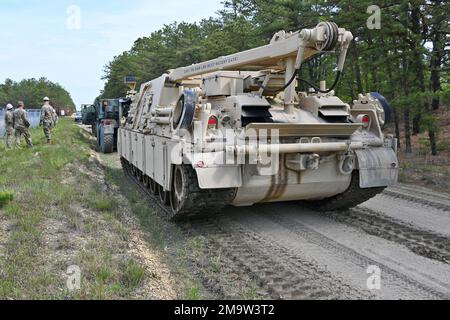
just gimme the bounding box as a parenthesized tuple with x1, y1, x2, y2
(119, 22, 399, 220)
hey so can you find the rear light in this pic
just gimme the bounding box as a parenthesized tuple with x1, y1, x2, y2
(208, 116, 218, 129)
(357, 115, 371, 128)
(362, 115, 370, 127)
(104, 120, 113, 125)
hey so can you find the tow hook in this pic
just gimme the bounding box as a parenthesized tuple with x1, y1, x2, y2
(339, 154, 356, 175)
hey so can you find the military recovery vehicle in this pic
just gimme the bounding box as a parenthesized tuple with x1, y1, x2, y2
(118, 22, 399, 220)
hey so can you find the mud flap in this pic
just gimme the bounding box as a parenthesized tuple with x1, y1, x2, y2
(356, 148, 399, 188)
(196, 167, 242, 189)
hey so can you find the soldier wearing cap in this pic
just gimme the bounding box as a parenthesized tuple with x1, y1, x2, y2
(40, 97, 55, 143)
(13, 101, 33, 148)
(4, 103, 14, 149)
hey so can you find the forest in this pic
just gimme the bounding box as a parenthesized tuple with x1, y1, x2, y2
(0, 77, 76, 111)
(101, 0, 449, 156)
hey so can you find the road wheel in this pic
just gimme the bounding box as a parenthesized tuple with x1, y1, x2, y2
(130, 165, 137, 177)
(159, 185, 170, 206)
(126, 162, 133, 176)
(150, 179, 159, 196)
(170, 165, 189, 216)
(120, 157, 130, 174)
(122, 159, 135, 178)
(136, 169, 143, 182)
(167, 165, 237, 220)
(143, 175, 150, 188)
(102, 135, 114, 154)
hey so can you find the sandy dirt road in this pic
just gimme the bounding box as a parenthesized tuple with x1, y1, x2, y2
(210, 197, 450, 300)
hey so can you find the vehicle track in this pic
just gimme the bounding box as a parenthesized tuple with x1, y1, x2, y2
(384, 187, 450, 212)
(324, 207, 450, 264)
(362, 192, 450, 237)
(187, 218, 369, 300)
(392, 184, 450, 204)
(254, 208, 449, 300)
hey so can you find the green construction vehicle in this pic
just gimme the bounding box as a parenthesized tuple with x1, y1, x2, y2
(81, 104, 96, 135)
(93, 97, 131, 154)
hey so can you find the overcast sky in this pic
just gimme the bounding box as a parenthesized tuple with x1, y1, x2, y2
(0, 0, 223, 109)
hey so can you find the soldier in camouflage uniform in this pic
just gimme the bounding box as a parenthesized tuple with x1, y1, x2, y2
(40, 97, 54, 144)
(4, 104, 15, 149)
(14, 101, 33, 148)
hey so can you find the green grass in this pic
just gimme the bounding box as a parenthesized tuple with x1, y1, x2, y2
(122, 260, 146, 289)
(241, 287, 260, 300)
(0, 190, 14, 207)
(0, 119, 91, 299)
(94, 197, 115, 212)
(0, 119, 147, 300)
(185, 286, 202, 300)
(103, 162, 167, 249)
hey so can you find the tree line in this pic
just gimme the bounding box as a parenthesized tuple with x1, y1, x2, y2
(102, 0, 449, 155)
(0, 78, 76, 111)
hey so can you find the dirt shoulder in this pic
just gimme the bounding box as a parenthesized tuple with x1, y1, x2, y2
(390, 107, 450, 193)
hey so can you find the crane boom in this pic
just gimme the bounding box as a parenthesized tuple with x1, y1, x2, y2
(168, 22, 354, 83)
